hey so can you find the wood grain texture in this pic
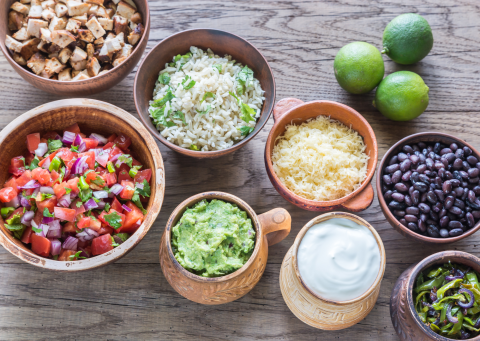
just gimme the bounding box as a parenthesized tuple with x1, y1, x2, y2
(1, 0, 480, 340)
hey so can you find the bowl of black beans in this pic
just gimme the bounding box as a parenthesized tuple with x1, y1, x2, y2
(377, 132, 480, 244)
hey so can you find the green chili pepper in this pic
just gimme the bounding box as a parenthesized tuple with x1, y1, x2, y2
(416, 272, 425, 287)
(437, 278, 463, 300)
(430, 323, 440, 332)
(440, 322, 453, 333)
(107, 161, 115, 173)
(79, 176, 89, 190)
(418, 311, 427, 323)
(448, 311, 463, 336)
(432, 293, 465, 310)
(128, 165, 142, 178)
(415, 291, 430, 312)
(49, 156, 62, 172)
(468, 306, 480, 315)
(464, 323, 480, 332)
(1, 207, 14, 218)
(464, 316, 477, 326)
(440, 303, 448, 323)
(427, 267, 444, 278)
(415, 274, 446, 293)
(468, 271, 479, 286)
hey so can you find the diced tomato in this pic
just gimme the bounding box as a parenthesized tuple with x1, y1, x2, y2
(15, 170, 32, 188)
(9, 156, 26, 176)
(97, 226, 114, 235)
(107, 134, 117, 143)
(54, 207, 76, 222)
(37, 197, 57, 214)
(103, 142, 114, 150)
(58, 249, 76, 261)
(78, 151, 95, 169)
(57, 148, 76, 163)
(77, 239, 89, 249)
(26, 133, 41, 153)
(91, 233, 114, 256)
(98, 209, 125, 229)
(106, 172, 117, 186)
(4, 177, 17, 189)
(111, 197, 123, 213)
(113, 134, 131, 150)
(37, 150, 59, 168)
(0, 187, 18, 203)
(83, 138, 99, 149)
(89, 218, 102, 231)
(77, 215, 91, 229)
(118, 201, 144, 234)
(32, 167, 52, 185)
(63, 221, 80, 234)
(33, 209, 43, 226)
(53, 182, 69, 198)
(134, 169, 151, 184)
(65, 123, 81, 134)
(109, 147, 123, 161)
(8, 165, 25, 176)
(50, 170, 60, 185)
(66, 177, 80, 194)
(85, 171, 105, 188)
(119, 180, 135, 200)
(117, 164, 132, 183)
(132, 157, 142, 167)
(21, 226, 33, 244)
(31, 234, 51, 257)
(40, 138, 48, 144)
(71, 199, 85, 216)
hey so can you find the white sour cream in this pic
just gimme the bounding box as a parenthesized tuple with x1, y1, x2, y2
(297, 218, 380, 301)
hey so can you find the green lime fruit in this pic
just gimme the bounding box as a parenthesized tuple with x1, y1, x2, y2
(334, 42, 385, 94)
(373, 71, 429, 121)
(382, 13, 434, 65)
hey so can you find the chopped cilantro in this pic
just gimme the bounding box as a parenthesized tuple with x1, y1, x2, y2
(40, 193, 53, 201)
(111, 236, 120, 248)
(117, 154, 133, 168)
(197, 104, 211, 115)
(115, 233, 129, 243)
(229, 91, 240, 102)
(158, 72, 170, 85)
(43, 208, 54, 217)
(235, 66, 254, 95)
(201, 92, 216, 103)
(69, 251, 87, 260)
(172, 111, 187, 125)
(131, 180, 151, 215)
(152, 89, 175, 108)
(104, 211, 123, 229)
(76, 201, 83, 208)
(104, 203, 111, 212)
(65, 187, 72, 195)
(79, 189, 92, 203)
(212, 64, 222, 73)
(240, 102, 256, 123)
(70, 145, 79, 152)
(29, 156, 40, 170)
(91, 175, 105, 187)
(181, 75, 196, 90)
(47, 139, 63, 153)
(31, 226, 42, 233)
(238, 126, 254, 136)
(190, 145, 199, 151)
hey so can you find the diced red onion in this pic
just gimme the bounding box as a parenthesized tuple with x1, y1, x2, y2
(76, 231, 92, 242)
(95, 149, 109, 167)
(85, 228, 99, 237)
(71, 156, 88, 175)
(135, 182, 144, 190)
(54, 134, 62, 141)
(78, 247, 90, 258)
(62, 236, 78, 251)
(457, 288, 474, 308)
(110, 184, 124, 195)
(96, 200, 106, 210)
(18, 180, 40, 190)
(40, 186, 54, 194)
(36, 223, 49, 237)
(21, 210, 34, 226)
(20, 195, 31, 208)
(110, 153, 121, 163)
(73, 134, 83, 147)
(77, 141, 87, 153)
(34, 143, 48, 157)
(93, 190, 108, 199)
(50, 239, 61, 256)
(42, 216, 54, 224)
(41, 157, 51, 170)
(122, 204, 132, 212)
(84, 198, 98, 210)
(5, 195, 20, 208)
(62, 131, 75, 146)
(64, 167, 71, 179)
(32, 188, 39, 198)
(446, 303, 458, 324)
(90, 133, 108, 144)
(58, 194, 72, 207)
(46, 220, 61, 239)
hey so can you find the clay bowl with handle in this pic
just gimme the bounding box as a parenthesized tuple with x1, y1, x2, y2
(377, 132, 480, 244)
(391, 250, 480, 340)
(264, 98, 378, 212)
(159, 191, 291, 305)
(0, 0, 150, 96)
(134, 28, 276, 159)
(0, 99, 165, 271)
(279, 211, 386, 330)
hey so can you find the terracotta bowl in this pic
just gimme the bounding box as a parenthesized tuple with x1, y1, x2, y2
(159, 191, 291, 305)
(0, 99, 165, 271)
(279, 211, 386, 330)
(0, 0, 150, 96)
(377, 132, 480, 244)
(391, 250, 480, 340)
(134, 29, 276, 159)
(265, 98, 378, 212)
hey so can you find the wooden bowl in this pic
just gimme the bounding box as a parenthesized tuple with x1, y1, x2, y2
(0, 0, 150, 96)
(377, 132, 480, 244)
(134, 29, 276, 159)
(391, 250, 480, 340)
(159, 191, 291, 304)
(0, 99, 165, 271)
(280, 211, 386, 330)
(265, 98, 378, 212)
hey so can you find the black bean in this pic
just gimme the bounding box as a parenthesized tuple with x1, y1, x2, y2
(410, 172, 420, 183)
(392, 193, 405, 202)
(433, 143, 441, 154)
(408, 222, 419, 232)
(427, 225, 440, 237)
(467, 200, 480, 210)
(477, 162, 480, 169)
(453, 187, 464, 197)
(449, 221, 463, 229)
(458, 210, 466, 218)
(466, 212, 475, 227)
(413, 145, 420, 152)
(453, 158, 463, 170)
(468, 190, 476, 203)
(405, 215, 418, 223)
(418, 203, 431, 214)
(394, 210, 406, 217)
(395, 183, 409, 192)
(414, 182, 428, 192)
(463, 161, 471, 171)
(459, 170, 469, 179)
(404, 195, 413, 206)
(444, 153, 456, 163)
(432, 202, 443, 213)
(391, 170, 402, 184)
(399, 218, 407, 226)
(384, 190, 393, 201)
(389, 155, 399, 165)
(455, 149, 464, 159)
(467, 155, 479, 166)
(440, 158, 449, 168)
(473, 186, 480, 195)
(421, 192, 428, 203)
(418, 174, 430, 183)
(453, 171, 462, 181)
(389, 200, 406, 210)
(434, 177, 442, 189)
(454, 198, 465, 209)
(402, 170, 412, 182)
(464, 146, 473, 156)
(445, 171, 453, 180)
(403, 145, 414, 154)
(410, 154, 420, 165)
(450, 143, 458, 152)
(429, 183, 436, 190)
(426, 158, 434, 169)
(473, 211, 480, 219)
(406, 207, 420, 215)
(412, 190, 420, 205)
(385, 164, 400, 174)
(443, 180, 452, 194)
(440, 216, 450, 228)
(440, 148, 452, 155)
(439, 209, 448, 218)
(444, 196, 455, 209)
(400, 159, 411, 172)
(397, 153, 408, 162)
(449, 206, 463, 215)
(420, 214, 428, 222)
(468, 168, 480, 178)
(418, 219, 427, 232)
(430, 210, 440, 221)
(450, 179, 461, 188)
(449, 228, 464, 237)
(469, 177, 479, 184)
(434, 189, 445, 201)
(383, 175, 392, 185)
(440, 229, 449, 238)
(416, 164, 427, 173)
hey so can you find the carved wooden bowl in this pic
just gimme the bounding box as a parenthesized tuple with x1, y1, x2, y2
(377, 132, 480, 244)
(0, 99, 165, 271)
(134, 28, 276, 159)
(265, 98, 378, 212)
(0, 0, 150, 96)
(390, 250, 480, 340)
(159, 191, 291, 305)
(279, 211, 386, 330)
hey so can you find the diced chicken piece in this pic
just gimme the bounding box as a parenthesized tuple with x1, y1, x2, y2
(113, 15, 128, 36)
(39, 69, 55, 78)
(70, 59, 87, 71)
(127, 23, 143, 46)
(113, 56, 127, 67)
(31, 0, 42, 6)
(58, 68, 72, 81)
(70, 46, 88, 62)
(45, 57, 66, 74)
(37, 40, 50, 53)
(8, 11, 24, 31)
(28, 5, 43, 18)
(106, 32, 116, 40)
(13, 27, 29, 41)
(27, 19, 48, 38)
(85, 0, 104, 5)
(116, 43, 132, 59)
(11, 2, 30, 15)
(129, 21, 137, 31)
(86, 57, 101, 76)
(20, 38, 40, 60)
(66, 1, 91, 16)
(13, 53, 28, 65)
(66, 18, 81, 32)
(5, 35, 23, 53)
(77, 29, 94, 43)
(72, 14, 88, 25)
(41, 8, 55, 21)
(49, 16, 67, 31)
(105, 8, 115, 19)
(116, 32, 125, 46)
(71, 69, 80, 77)
(27, 52, 46, 74)
(72, 70, 90, 81)
(48, 44, 61, 54)
(123, 0, 137, 9)
(130, 12, 142, 24)
(51, 30, 76, 48)
(94, 37, 104, 48)
(58, 47, 73, 63)
(55, 3, 68, 17)
(88, 4, 98, 15)
(41, 0, 55, 9)
(40, 28, 52, 43)
(97, 43, 111, 63)
(116, 1, 135, 21)
(105, 36, 122, 55)
(86, 43, 94, 58)
(48, 52, 59, 59)
(97, 7, 108, 18)
(98, 18, 113, 31)
(86, 17, 106, 39)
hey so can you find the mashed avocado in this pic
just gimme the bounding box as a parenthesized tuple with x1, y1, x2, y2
(172, 199, 256, 277)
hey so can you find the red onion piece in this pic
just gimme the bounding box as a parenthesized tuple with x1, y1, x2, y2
(20, 195, 31, 208)
(40, 186, 54, 194)
(34, 143, 48, 157)
(78, 247, 90, 258)
(73, 133, 82, 147)
(21, 210, 34, 226)
(77, 141, 87, 153)
(76, 231, 93, 242)
(41, 157, 51, 170)
(62, 131, 75, 146)
(110, 153, 121, 163)
(96, 200, 106, 210)
(85, 228, 99, 237)
(457, 288, 474, 308)
(5, 195, 20, 208)
(95, 149, 109, 167)
(93, 190, 108, 199)
(18, 180, 41, 190)
(135, 182, 144, 190)
(90, 133, 108, 144)
(110, 184, 124, 195)
(46, 220, 61, 239)
(62, 236, 78, 251)
(32, 188, 39, 198)
(71, 156, 88, 175)
(50, 239, 61, 256)
(58, 194, 72, 207)
(42, 216, 54, 224)
(84, 198, 98, 211)
(36, 224, 49, 237)
(122, 204, 132, 212)
(446, 302, 459, 324)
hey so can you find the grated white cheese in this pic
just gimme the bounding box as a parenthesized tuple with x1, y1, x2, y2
(272, 115, 369, 201)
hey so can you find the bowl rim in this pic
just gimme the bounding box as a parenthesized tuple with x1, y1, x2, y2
(0, 98, 165, 271)
(406, 250, 480, 341)
(133, 28, 276, 158)
(162, 191, 263, 282)
(0, 0, 150, 85)
(291, 211, 386, 305)
(376, 132, 480, 243)
(264, 100, 378, 207)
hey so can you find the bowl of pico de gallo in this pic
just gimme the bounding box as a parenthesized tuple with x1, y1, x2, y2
(0, 99, 165, 271)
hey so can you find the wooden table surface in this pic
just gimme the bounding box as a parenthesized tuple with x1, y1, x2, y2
(1, 0, 480, 340)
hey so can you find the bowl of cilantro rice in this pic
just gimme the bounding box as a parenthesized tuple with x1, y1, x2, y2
(134, 29, 276, 158)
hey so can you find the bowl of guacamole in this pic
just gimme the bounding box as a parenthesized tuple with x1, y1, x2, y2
(171, 199, 256, 277)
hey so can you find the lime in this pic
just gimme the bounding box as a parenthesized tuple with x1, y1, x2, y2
(373, 71, 429, 121)
(382, 13, 433, 65)
(334, 42, 385, 94)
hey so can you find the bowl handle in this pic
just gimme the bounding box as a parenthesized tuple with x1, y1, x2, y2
(273, 98, 304, 122)
(340, 183, 374, 212)
(258, 208, 291, 246)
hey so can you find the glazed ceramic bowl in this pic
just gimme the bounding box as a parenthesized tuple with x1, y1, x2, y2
(0, 99, 165, 271)
(134, 28, 276, 159)
(159, 191, 291, 305)
(265, 98, 378, 212)
(0, 0, 150, 96)
(377, 132, 480, 244)
(280, 211, 386, 330)
(391, 250, 480, 340)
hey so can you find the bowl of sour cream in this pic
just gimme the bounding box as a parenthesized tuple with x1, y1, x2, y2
(279, 212, 386, 330)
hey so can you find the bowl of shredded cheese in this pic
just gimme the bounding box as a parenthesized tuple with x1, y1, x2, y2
(264, 98, 378, 212)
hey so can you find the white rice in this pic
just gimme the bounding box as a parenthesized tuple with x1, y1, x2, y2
(149, 46, 265, 151)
